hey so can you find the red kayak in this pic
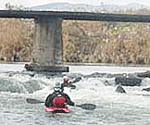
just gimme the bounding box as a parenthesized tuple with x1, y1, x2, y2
(45, 106, 70, 114)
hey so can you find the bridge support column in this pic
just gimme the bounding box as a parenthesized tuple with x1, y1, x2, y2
(25, 17, 69, 72)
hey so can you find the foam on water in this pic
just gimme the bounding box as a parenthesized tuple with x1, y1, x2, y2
(69, 65, 150, 74)
(1, 64, 150, 124)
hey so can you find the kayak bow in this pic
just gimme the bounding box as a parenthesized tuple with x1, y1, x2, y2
(45, 106, 70, 114)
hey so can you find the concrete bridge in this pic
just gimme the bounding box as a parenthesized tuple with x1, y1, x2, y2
(0, 10, 150, 72)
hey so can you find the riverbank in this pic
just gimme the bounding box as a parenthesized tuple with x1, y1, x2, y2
(64, 62, 150, 67)
(0, 61, 150, 68)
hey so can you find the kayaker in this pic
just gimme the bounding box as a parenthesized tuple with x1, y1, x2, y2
(45, 82, 75, 107)
(61, 76, 76, 91)
(103, 80, 111, 86)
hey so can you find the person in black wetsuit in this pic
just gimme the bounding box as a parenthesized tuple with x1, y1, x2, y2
(61, 76, 76, 91)
(45, 82, 74, 107)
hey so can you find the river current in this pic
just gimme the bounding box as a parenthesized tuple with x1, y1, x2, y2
(1, 63, 150, 125)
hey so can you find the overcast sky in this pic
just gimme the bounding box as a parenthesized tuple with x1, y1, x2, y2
(0, 0, 150, 9)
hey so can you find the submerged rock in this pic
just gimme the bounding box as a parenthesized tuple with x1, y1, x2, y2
(115, 85, 126, 93)
(142, 87, 150, 92)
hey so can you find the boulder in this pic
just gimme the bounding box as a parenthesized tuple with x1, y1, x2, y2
(115, 77, 142, 86)
(137, 71, 150, 78)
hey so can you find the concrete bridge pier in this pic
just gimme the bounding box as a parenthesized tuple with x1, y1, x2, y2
(25, 17, 69, 72)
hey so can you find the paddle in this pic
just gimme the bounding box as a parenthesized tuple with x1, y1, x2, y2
(71, 77, 82, 84)
(26, 98, 96, 110)
(26, 98, 45, 104)
(76, 104, 96, 110)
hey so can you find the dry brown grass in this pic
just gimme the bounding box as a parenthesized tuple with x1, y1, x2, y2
(1, 18, 150, 65)
(62, 20, 150, 65)
(0, 18, 35, 62)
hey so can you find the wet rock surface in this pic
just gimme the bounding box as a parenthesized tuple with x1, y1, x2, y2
(4, 70, 149, 87)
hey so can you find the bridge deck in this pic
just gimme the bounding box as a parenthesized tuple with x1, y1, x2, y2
(0, 10, 150, 22)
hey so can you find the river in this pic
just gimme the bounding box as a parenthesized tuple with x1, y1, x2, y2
(1, 63, 150, 125)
